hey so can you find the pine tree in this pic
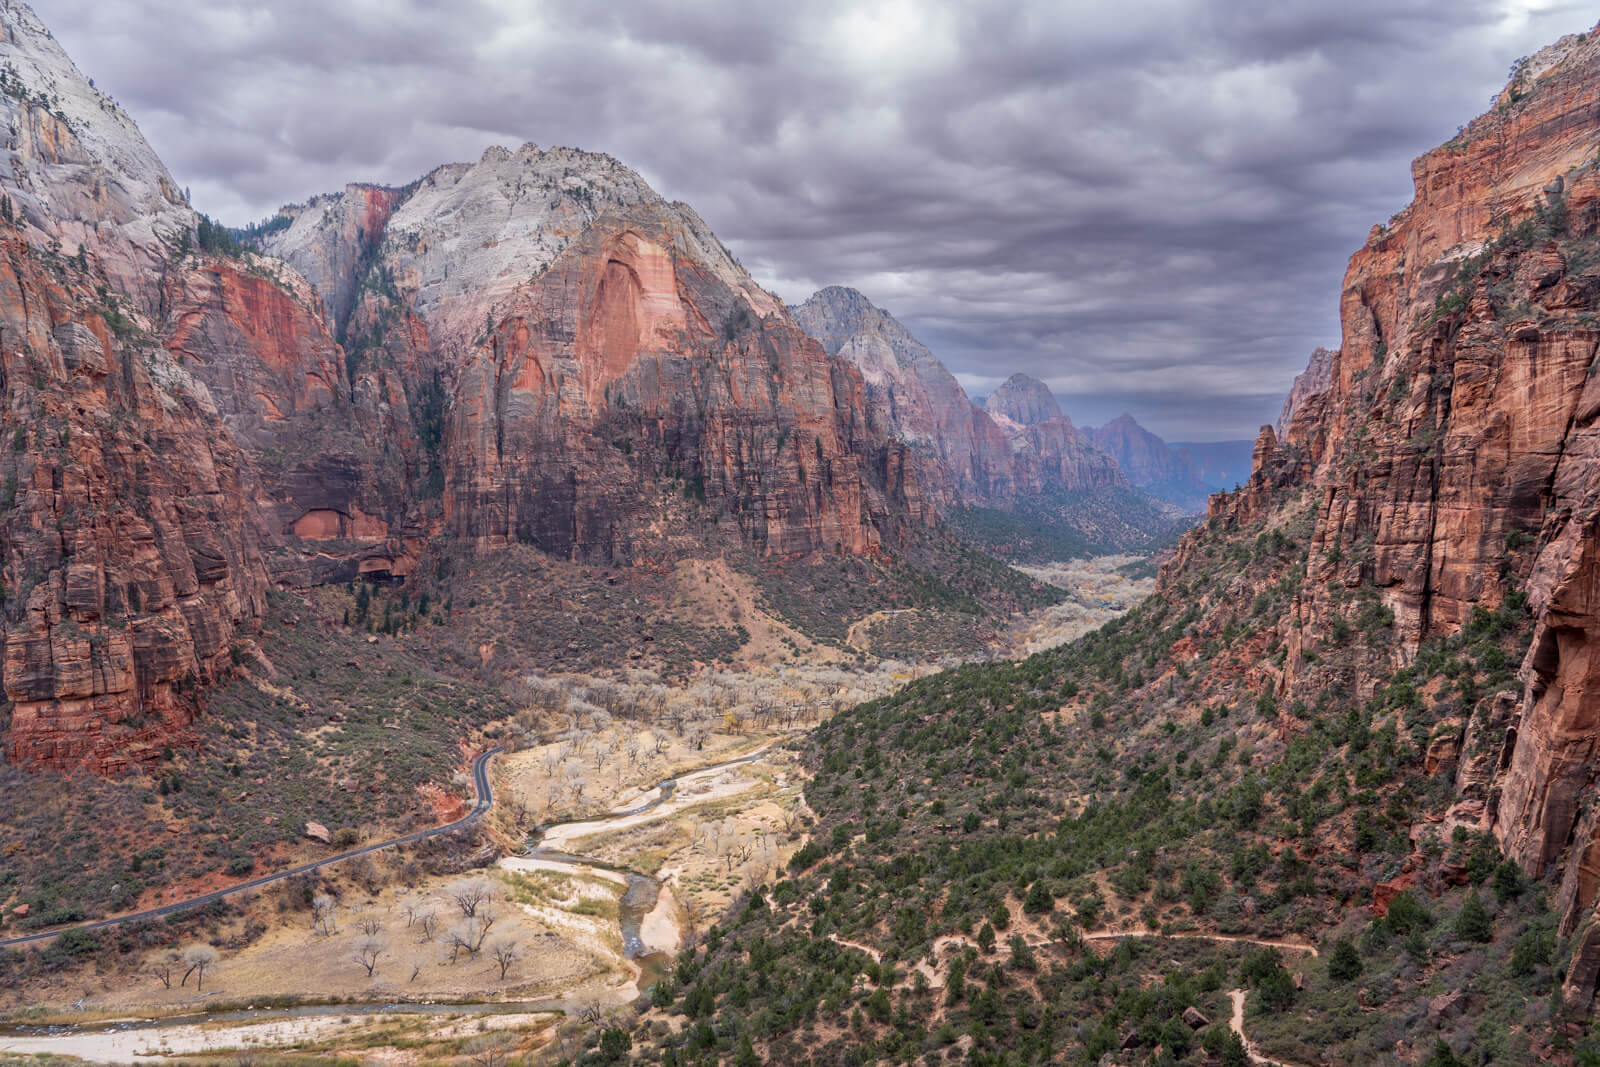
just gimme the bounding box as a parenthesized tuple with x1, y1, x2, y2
(1454, 890, 1493, 943)
(1327, 937, 1363, 981)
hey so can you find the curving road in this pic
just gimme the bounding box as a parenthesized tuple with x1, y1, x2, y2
(0, 748, 502, 950)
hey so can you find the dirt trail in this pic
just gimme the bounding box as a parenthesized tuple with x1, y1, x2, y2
(1228, 988, 1312, 1067)
(1083, 927, 1319, 957)
(844, 609, 914, 650)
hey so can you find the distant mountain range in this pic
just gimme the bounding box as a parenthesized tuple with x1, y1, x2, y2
(794, 286, 1250, 515)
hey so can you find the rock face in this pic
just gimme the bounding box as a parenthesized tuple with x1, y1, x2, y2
(793, 290, 1137, 508)
(0, 0, 193, 310)
(264, 165, 925, 564)
(1188, 21, 1600, 941)
(792, 287, 990, 502)
(980, 374, 1126, 496)
(0, 2, 941, 770)
(1087, 414, 1210, 512)
(0, 228, 269, 770)
(982, 373, 1062, 431)
(0, 2, 271, 771)
(1277, 346, 1336, 434)
(791, 286, 1017, 504)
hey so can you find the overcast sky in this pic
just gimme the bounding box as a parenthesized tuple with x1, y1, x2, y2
(30, 0, 1592, 440)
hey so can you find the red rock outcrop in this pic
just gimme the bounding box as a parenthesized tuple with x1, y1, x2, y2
(444, 215, 926, 559)
(979, 374, 1126, 496)
(1186, 22, 1600, 937)
(0, 227, 269, 770)
(1276, 346, 1336, 434)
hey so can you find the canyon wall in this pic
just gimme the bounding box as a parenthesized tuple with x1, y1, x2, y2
(1182, 24, 1600, 999)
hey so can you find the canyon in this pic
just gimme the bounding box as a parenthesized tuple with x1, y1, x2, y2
(9, 1, 1600, 1062)
(0, 1, 1180, 774)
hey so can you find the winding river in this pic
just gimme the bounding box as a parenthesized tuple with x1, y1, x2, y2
(0, 746, 778, 1063)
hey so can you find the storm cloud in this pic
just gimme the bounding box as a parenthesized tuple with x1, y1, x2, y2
(30, 0, 1592, 438)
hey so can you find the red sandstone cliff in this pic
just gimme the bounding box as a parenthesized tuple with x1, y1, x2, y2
(1177, 21, 1600, 1005)
(0, 227, 269, 770)
(0, 3, 942, 771)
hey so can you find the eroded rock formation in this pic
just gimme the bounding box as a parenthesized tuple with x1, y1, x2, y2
(1185, 22, 1600, 977)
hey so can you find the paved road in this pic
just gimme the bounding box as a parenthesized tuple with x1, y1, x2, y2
(0, 748, 502, 950)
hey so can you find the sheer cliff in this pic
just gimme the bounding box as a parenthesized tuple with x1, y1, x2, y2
(0, 3, 939, 770)
(1174, 21, 1600, 1011)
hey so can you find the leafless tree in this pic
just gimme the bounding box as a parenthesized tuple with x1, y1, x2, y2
(181, 945, 219, 991)
(467, 1034, 514, 1067)
(356, 915, 382, 937)
(490, 938, 520, 980)
(312, 894, 337, 936)
(150, 951, 179, 989)
(651, 728, 671, 755)
(451, 878, 493, 917)
(416, 910, 437, 942)
(403, 902, 419, 928)
(445, 924, 473, 963)
(579, 1000, 605, 1025)
(724, 834, 755, 875)
(592, 736, 615, 772)
(410, 963, 422, 982)
(541, 746, 564, 777)
(686, 722, 710, 750)
(353, 936, 386, 977)
(474, 910, 497, 949)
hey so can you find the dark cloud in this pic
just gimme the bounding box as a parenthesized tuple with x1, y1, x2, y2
(29, 0, 1593, 439)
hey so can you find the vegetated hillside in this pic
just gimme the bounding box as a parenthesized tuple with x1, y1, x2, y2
(604, 21, 1600, 1067)
(948, 486, 1194, 564)
(614, 493, 1562, 1066)
(0, 587, 512, 936)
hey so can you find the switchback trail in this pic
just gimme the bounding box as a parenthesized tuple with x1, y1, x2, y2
(0, 748, 502, 950)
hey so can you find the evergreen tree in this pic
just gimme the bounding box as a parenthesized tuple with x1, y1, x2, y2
(1219, 1030, 1248, 1067)
(1454, 890, 1493, 943)
(1327, 937, 1363, 981)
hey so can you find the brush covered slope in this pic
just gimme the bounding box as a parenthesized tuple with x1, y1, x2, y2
(610, 22, 1600, 1067)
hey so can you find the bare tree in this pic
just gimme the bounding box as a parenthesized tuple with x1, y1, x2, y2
(451, 879, 493, 917)
(467, 1034, 514, 1067)
(149, 951, 179, 989)
(181, 945, 219, 991)
(353, 936, 386, 977)
(312, 894, 337, 936)
(651, 728, 671, 756)
(490, 938, 520, 980)
(472, 910, 497, 951)
(356, 915, 382, 937)
(416, 910, 438, 942)
(541, 746, 564, 777)
(565, 767, 587, 805)
(445, 923, 476, 963)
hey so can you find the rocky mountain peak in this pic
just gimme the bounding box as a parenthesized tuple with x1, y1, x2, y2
(0, 0, 194, 304)
(367, 141, 778, 353)
(983, 373, 1063, 430)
